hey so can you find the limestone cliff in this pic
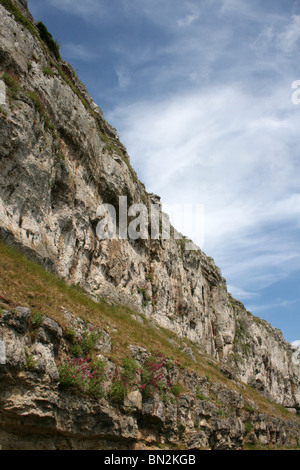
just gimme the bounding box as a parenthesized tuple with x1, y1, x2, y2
(0, 0, 299, 447)
(1, 304, 300, 450)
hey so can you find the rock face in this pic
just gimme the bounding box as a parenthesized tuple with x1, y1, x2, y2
(0, 307, 299, 450)
(0, 0, 300, 419)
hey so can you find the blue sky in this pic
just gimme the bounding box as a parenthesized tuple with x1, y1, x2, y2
(28, 0, 300, 344)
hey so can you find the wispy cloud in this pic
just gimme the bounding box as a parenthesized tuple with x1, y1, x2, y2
(177, 14, 199, 27)
(277, 15, 300, 54)
(177, 3, 200, 27)
(62, 43, 99, 62)
(108, 78, 300, 297)
(227, 285, 259, 301)
(115, 66, 131, 89)
(248, 297, 300, 314)
(46, 0, 108, 21)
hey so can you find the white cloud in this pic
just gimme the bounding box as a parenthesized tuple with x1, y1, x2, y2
(227, 285, 259, 301)
(218, 0, 251, 16)
(177, 14, 199, 27)
(62, 43, 99, 62)
(253, 15, 300, 57)
(249, 298, 300, 314)
(47, 0, 103, 19)
(115, 66, 131, 89)
(277, 15, 300, 54)
(108, 80, 300, 297)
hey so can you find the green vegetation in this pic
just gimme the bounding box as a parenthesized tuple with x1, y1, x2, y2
(137, 283, 151, 304)
(172, 383, 183, 396)
(53, 62, 90, 111)
(31, 311, 44, 329)
(58, 357, 106, 399)
(43, 66, 54, 77)
(233, 317, 253, 358)
(122, 356, 139, 383)
(81, 328, 102, 356)
(70, 328, 102, 359)
(0, 0, 38, 38)
(3, 74, 54, 131)
(109, 356, 138, 404)
(246, 310, 264, 327)
(26, 90, 52, 130)
(0, 105, 7, 118)
(109, 379, 127, 404)
(65, 327, 76, 344)
(122, 155, 138, 182)
(26, 90, 45, 116)
(140, 350, 169, 398)
(36, 21, 61, 61)
(245, 421, 253, 434)
(71, 343, 83, 358)
(3, 72, 20, 100)
(24, 351, 37, 370)
(196, 386, 208, 401)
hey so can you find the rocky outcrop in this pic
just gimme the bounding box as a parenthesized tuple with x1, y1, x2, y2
(0, 0, 299, 417)
(0, 306, 299, 450)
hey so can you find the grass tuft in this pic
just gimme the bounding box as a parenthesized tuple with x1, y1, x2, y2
(3, 72, 20, 100)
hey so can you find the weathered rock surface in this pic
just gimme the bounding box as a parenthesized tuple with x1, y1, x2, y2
(0, 0, 299, 422)
(0, 307, 299, 450)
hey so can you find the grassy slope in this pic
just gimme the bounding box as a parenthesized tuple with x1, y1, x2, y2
(0, 239, 298, 425)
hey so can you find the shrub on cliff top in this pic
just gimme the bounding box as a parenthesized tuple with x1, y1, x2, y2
(36, 21, 61, 61)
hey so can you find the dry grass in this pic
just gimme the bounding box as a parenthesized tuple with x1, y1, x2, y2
(0, 240, 299, 423)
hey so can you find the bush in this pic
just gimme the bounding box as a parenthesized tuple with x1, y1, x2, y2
(24, 351, 37, 370)
(43, 66, 54, 77)
(26, 91, 46, 117)
(122, 356, 138, 382)
(26, 91, 53, 130)
(172, 383, 183, 396)
(140, 350, 168, 398)
(31, 312, 44, 329)
(109, 378, 127, 404)
(245, 421, 253, 434)
(58, 357, 106, 398)
(0, 106, 7, 118)
(36, 21, 61, 61)
(81, 328, 102, 356)
(3, 73, 20, 100)
(72, 343, 83, 358)
(109, 356, 138, 404)
(65, 327, 76, 344)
